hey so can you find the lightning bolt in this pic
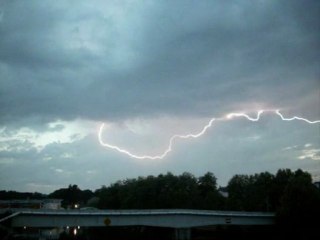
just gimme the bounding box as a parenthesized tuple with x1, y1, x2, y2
(275, 110, 320, 124)
(98, 110, 320, 160)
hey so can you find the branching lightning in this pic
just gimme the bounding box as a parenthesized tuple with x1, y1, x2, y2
(98, 110, 320, 159)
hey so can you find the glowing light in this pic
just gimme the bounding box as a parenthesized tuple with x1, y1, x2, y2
(98, 110, 320, 159)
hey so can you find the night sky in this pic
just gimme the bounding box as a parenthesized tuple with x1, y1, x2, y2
(0, 0, 319, 193)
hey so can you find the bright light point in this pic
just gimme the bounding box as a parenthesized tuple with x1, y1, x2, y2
(73, 228, 77, 235)
(98, 110, 320, 160)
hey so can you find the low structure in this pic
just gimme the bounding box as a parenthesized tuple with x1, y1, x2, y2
(1, 209, 275, 240)
(0, 199, 62, 209)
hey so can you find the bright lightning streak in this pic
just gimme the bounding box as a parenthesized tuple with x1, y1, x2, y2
(98, 118, 216, 160)
(275, 110, 320, 124)
(226, 110, 264, 121)
(98, 110, 320, 159)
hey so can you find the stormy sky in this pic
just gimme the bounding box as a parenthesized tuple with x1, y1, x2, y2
(0, 0, 319, 193)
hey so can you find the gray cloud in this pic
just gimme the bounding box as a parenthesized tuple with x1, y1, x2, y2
(0, 0, 319, 192)
(1, 114, 319, 193)
(0, 0, 319, 125)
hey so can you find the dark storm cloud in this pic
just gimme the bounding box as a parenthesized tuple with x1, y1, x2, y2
(0, 0, 319, 125)
(0, 1, 99, 68)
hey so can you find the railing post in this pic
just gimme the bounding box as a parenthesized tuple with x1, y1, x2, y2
(174, 228, 191, 240)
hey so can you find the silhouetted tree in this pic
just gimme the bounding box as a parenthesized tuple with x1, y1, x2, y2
(269, 169, 295, 210)
(276, 169, 320, 227)
(95, 172, 225, 210)
(227, 174, 252, 210)
(0, 190, 46, 200)
(49, 184, 93, 208)
(227, 172, 275, 211)
(198, 172, 224, 209)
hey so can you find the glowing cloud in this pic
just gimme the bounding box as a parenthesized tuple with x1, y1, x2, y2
(98, 110, 320, 160)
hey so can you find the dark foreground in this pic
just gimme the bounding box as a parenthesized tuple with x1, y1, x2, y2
(3, 225, 319, 240)
(75, 226, 320, 240)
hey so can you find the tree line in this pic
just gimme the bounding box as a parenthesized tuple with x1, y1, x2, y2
(1, 169, 319, 227)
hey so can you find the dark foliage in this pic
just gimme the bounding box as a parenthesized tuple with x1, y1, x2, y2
(0, 191, 46, 200)
(226, 169, 320, 229)
(48, 184, 94, 208)
(95, 172, 222, 210)
(1, 169, 319, 231)
(276, 169, 320, 228)
(1, 169, 319, 240)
